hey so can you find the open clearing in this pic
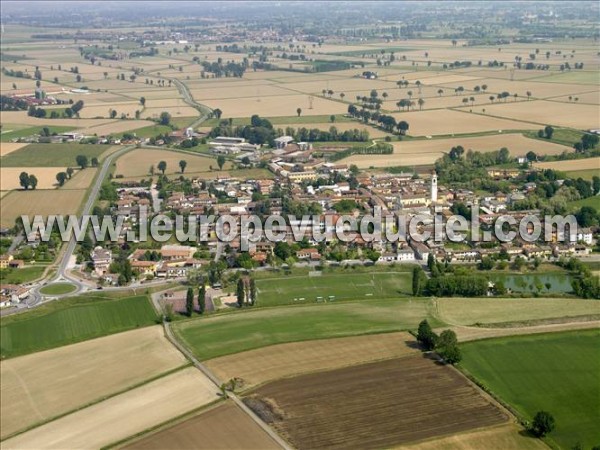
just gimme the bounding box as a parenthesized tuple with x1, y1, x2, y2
(115, 148, 230, 177)
(247, 356, 507, 450)
(343, 133, 571, 167)
(0, 189, 86, 227)
(398, 423, 547, 450)
(0, 294, 158, 359)
(0, 326, 186, 439)
(206, 331, 418, 389)
(460, 330, 600, 449)
(255, 271, 412, 307)
(0, 167, 67, 190)
(390, 109, 538, 136)
(2, 367, 219, 450)
(0, 142, 28, 156)
(124, 401, 280, 450)
(175, 298, 438, 361)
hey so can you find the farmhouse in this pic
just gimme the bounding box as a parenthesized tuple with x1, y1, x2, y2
(0, 254, 14, 269)
(91, 246, 112, 276)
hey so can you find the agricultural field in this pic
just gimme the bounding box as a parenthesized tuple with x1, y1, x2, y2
(0, 326, 187, 439)
(114, 148, 231, 178)
(254, 271, 412, 306)
(399, 424, 547, 450)
(0, 265, 46, 284)
(343, 133, 571, 168)
(390, 109, 539, 136)
(0, 141, 28, 156)
(174, 298, 438, 360)
(534, 156, 600, 172)
(206, 331, 418, 390)
(246, 356, 507, 449)
(0, 294, 158, 358)
(0, 189, 87, 227)
(124, 402, 280, 450)
(0, 167, 68, 190)
(434, 297, 600, 327)
(460, 330, 600, 449)
(2, 367, 219, 450)
(281, 121, 391, 138)
(0, 143, 112, 167)
(468, 100, 600, 129)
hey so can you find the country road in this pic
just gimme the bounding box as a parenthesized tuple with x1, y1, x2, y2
(150, 291, 291, 450)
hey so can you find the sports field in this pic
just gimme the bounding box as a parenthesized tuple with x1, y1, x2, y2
(174, 298, 438, 360)
(0, 326, 187, 439)
(0, 294, 158, 358)
(460, 330, 600, 449)
(255, 271, 412, 306)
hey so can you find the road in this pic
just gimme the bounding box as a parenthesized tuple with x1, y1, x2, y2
(27, 145, 138, 303)
(150, 291, 291, 450)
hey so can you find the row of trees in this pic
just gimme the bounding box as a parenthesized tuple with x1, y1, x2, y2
(236, 277, 257, 308)
(185, 285, 206, 317)
(347, 104, 409, 135)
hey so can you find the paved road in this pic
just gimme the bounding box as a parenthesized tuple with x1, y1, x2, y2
(27, 145, 138, 302)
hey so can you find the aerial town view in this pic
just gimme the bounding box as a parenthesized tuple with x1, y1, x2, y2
(0, 1, 598, 449)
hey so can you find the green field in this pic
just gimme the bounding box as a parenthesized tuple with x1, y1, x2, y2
(0, 294, 158, 358)
(0, 125, 75, 142)
(566, 169, 600, 181)
(460, 330, 600, 449)
(174, 298, 437, 360)
(0, 266, 46, 284)
(531, 71, 600, 85)
(1, 143, 111, 167)
(568, 195, 600, 211)
(116, 124, 172, 139)
(523, 128, 585, 147)
(255, 271, 412, 307)
(39, 282, 77, 295)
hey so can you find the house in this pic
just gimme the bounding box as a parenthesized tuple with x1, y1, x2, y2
(131, 260, 158, 277)
(296, 248, 320, 260)
(410, 241, 430, 261)
(378, 253, 397, 263)
(91, 246, 112, 276)
(0, 284, 30, 305)
(0, 254, 13, 269)
(160, 245, 196, 261)
(274, 136, 294, 149)
(8, 259, 25, 269)
(577, 228, 594, 245)
(397, 248, 416, 262)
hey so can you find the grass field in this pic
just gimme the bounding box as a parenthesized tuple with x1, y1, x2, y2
(568, 195, 600, 211)
(534, 156, 600, 172)
(0, 143, 111, 167)
(38, 282, 77, 295)
(254, 271, 412, 306)
(247, 356, 507, 449)
(566, 169, 600, 181)
(434, 297, 600, 326)
(0, 125, 75, 142)
(206, 331, 418, 390)
(175, 298, 438, 360)
(460, 330, 600, 449)
(0, 142, 28, 156)
(2, 367, 219, 450)
(0, 294, 158, 359)
(124, 401, 280, 450)
(0, 266, 46, 284)
(0, 326, 187, 439)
